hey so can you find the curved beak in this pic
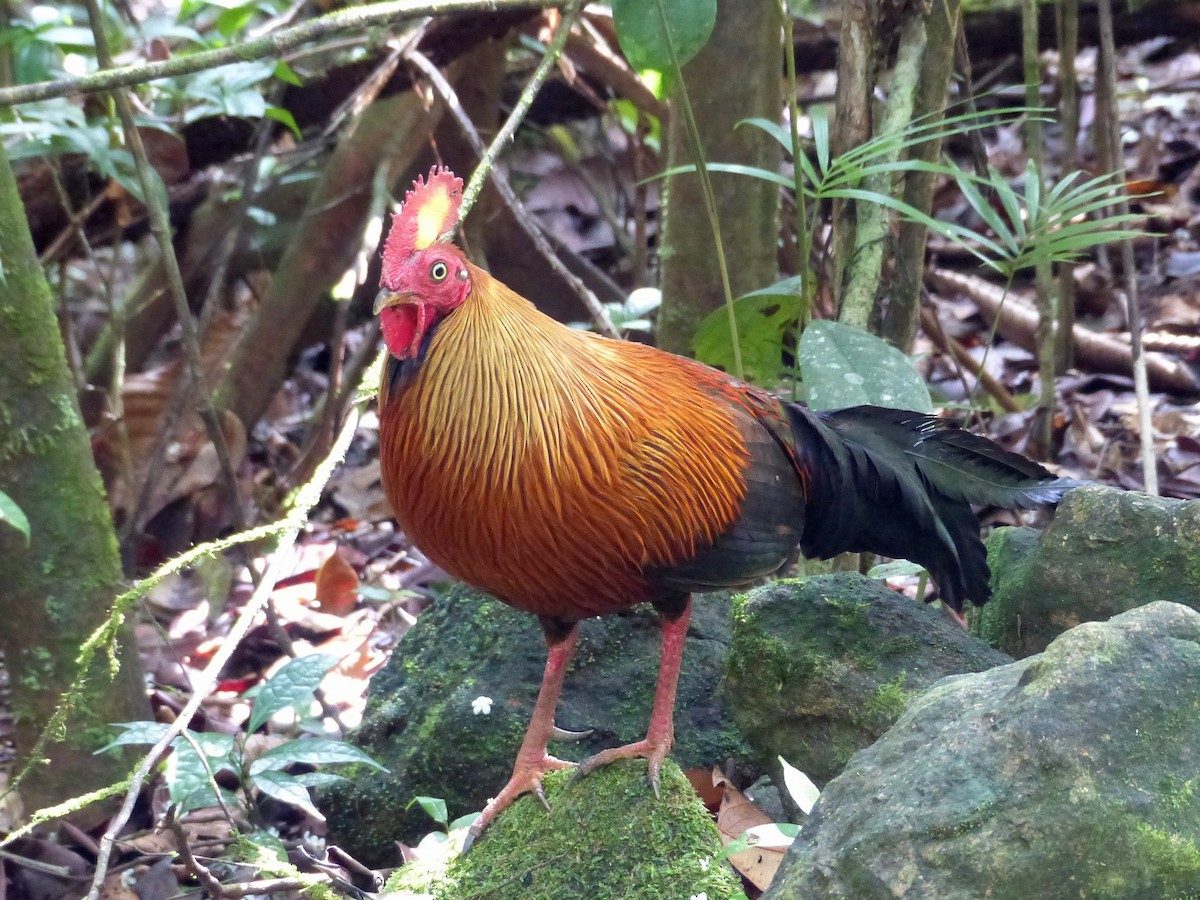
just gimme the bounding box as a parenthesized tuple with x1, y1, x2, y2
(373, 288, 414, 316)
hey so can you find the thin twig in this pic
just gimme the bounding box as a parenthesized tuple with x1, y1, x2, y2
(0, 848, 74, 878)
(84, 0, 246, 533)
(653, 0, 741, 378)
(82, 411, 360, 900)
(0, 0, 555, 107)
(458, 2, 578, 218)
(121, 110, 278, 547)
(406, 23, 620, 337)
(918, 299, 1020, 413)
(175, 730, 239, 829)
(1097, 0, 1157, 494)
(167, 808, 321, 899)
(37, 191, 107, 266)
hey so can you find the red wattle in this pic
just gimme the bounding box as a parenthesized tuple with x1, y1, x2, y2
(380, 304, 428, 359)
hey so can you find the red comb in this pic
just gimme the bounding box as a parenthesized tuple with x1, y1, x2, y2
(381, 166, 463, 282)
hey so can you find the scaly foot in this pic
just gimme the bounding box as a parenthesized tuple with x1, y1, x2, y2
(573, 735, 673, 798)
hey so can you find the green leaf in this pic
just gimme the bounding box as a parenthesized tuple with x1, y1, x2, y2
(265, 105, 300, 139)
(247, 738, 385, 775)
(612, 0, 716, 75)
(798, 320, 932, 412)
(449, 812, 480, 832)
(247, 653, 338, 733)
(410, 795, 448, 827)
(290, 772, 347, 788)
(273, 59, 302, 86)
(216, 5, 257, 38)
(251, 769, 323, 819)
(355, 584, 394, 602)
(693, 283, 803, 386)
(777, 756, 820, 814)
(35, 26, 95, 48)
(0, 490, 30, 543)
(96, 721, 171, 753)
(166, 733, 237, 813)
(658, 161, 793, 188)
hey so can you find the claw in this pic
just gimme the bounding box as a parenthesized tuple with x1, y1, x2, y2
(550, 724, 593, 742)
(465, 753, 574, 851)
(532, 780, 553, 812)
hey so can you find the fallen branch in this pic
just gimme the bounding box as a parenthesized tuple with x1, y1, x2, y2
(0, 0, 554, 107)
(929, 267, 1199, 395)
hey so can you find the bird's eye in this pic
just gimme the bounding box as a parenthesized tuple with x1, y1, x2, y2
(430, 261, 449, 282)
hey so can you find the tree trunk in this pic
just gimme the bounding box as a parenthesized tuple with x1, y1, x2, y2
(657, 0, 782, 357)
(883, 0, 961, 351)
(0, 140, 149, 824)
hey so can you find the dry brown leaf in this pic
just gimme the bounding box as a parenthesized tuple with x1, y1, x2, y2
(119, 829, 177, 856)
(315, 550, 360, 615)
(713, 768, 787, 891)
(685, 767, 724, 811)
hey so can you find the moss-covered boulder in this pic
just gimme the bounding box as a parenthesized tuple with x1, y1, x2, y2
(767, 601, 1200, 899)
(322, 586, 750, 864)
(726, 574, 1009, 791)
(972, 486, 1200, 657)
(386, 759, 742, 900)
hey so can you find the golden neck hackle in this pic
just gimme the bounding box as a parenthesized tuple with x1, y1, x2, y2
(401, 261, 641, 490)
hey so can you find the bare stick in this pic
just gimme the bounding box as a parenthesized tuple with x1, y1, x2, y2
(1097, 0, 1157, 494)
(82, 412, 359, 900)
(84, 0, 245, 530)
(407, 22, 620, 337)
(458, 2, 582, 218)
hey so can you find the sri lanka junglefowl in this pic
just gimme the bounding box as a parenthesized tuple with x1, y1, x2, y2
(374, 166, 1077, 840)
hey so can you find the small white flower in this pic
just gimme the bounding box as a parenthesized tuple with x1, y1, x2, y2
(698, 856, 710, 872)
(472, 696, 493, 715)
(690, 893, 708, 900)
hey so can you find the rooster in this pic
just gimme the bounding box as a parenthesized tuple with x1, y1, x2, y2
(374, 167, 1077, 839)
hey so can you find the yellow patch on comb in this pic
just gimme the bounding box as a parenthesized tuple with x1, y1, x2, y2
(414, 191, 453, 250)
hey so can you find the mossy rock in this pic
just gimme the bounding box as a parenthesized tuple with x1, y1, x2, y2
(386, 759, 743, 900)
(726, 574, 1009, 790)
(768, 602, 1200, 899)
(972, 485, 1200, 657)
(322, 586, 751, 864)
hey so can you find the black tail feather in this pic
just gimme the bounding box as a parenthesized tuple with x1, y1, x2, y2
(785, 404, 1082, 612)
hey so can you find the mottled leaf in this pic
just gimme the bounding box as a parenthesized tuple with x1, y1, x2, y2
(799, 320, 931, 412)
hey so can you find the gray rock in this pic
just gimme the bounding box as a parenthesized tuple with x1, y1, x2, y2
(767, 601, 1200, 900)
(726, 574, 1010, 791)
(972, 486, 1200, 657)
(321, 585, 750, 864)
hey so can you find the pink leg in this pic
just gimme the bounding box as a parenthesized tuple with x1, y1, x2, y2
(468, 624, 579, 841)
(574, 597, 691, 796)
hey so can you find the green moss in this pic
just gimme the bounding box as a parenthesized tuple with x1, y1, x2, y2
(1124, 824, 1200, 895)
(386, 760, 742, 900)
(1159, 777, 1199, 815)
(825, 596, 870, 631)
(864, 673, 917, 726)
(726, 594, 799, 691)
